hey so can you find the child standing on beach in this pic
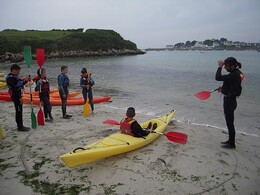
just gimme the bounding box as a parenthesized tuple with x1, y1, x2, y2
(6, 64, 30, 131)
(34, 68, 53, 122)
(58, 66, 72, 119)
(80, 68, 95, 113)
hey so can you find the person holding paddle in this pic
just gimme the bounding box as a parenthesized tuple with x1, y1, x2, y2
(58, 66, 72, 119)
(6, 64, 30, 131)
(80, 68, 95, 113)
(120, 107, 155, 137)
(215, 57, 244, 149)
(34, 68, 53, 122)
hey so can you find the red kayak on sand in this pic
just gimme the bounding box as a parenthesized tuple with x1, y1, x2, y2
(0, 90, 80, 102)
(0, 94, 111, 106)
(23, 96, 111, 106)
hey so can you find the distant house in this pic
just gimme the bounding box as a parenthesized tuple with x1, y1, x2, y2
(212, 41, 220, 47)
(192, 42, 208, 49)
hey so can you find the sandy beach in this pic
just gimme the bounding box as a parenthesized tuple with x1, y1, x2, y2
(0, 97, 259, 195)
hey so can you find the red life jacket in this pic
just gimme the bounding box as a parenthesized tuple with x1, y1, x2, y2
(41, 78, 50, 92)
(120, 118, 136, 136)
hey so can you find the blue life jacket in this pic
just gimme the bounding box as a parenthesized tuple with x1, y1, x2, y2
(57, 73, 69, 87)
(6, 74, 24, 91)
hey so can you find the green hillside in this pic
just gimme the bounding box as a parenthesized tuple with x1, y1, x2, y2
(0, 29, 137, 54)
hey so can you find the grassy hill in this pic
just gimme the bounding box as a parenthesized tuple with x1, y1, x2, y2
(0, 29, 137, 55)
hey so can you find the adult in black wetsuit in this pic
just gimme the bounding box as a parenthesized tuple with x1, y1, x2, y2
(215, 57, 244, 149)
(6, 64, 30, 131)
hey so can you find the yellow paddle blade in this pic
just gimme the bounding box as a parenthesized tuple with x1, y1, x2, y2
(0, 125, 4, 139)
(83, 102, 90, 116)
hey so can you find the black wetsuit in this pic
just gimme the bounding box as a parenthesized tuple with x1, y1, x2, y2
(131, 121, 150, 137)
(58, 73, 69, 117)
(6, 73, 27, 129)
(215, 67, 242, 146)
(35, 77, 52, 119)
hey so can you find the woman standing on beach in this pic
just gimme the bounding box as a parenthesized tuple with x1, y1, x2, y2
(80, 68, 95, 113)
(215, 57, 244, 149)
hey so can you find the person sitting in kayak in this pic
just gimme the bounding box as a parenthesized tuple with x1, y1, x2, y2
(120, 107, 156, 137)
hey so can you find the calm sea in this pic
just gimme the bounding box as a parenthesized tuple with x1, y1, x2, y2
(1, 50, 260, 136)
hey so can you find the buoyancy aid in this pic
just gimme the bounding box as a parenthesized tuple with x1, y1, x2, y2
(81, 74, 94, 88)
(6, 74, 24, 96)
(120, 118, 136, 136)
(41, 78, 50, 92)
(57, 73, 69, 87)
(35, 77, 50, 92)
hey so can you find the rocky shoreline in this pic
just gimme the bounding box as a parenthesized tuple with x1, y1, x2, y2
(0, 49, 146, 63)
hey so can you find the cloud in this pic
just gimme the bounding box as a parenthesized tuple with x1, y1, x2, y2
(0, 0, 259, 48)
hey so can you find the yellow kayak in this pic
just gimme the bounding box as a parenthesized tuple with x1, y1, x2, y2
(0, 81, 6, 89)
(60, 110, 175, 167)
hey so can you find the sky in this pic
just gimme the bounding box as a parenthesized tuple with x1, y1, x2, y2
(1, 0, 260, 49)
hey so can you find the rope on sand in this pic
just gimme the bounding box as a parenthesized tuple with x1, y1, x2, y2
(193, 150, 238, 195)
(19, 130, 35, 176)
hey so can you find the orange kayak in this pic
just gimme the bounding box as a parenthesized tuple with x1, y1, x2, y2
(22, 96, 112, 106)
(22, 91, 80, 99)
(0, 90, 80, 102)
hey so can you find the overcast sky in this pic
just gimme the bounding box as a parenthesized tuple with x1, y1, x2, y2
(1, 0, 260, 48)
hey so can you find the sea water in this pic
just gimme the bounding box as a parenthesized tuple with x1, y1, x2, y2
(1, 50, 259, 136)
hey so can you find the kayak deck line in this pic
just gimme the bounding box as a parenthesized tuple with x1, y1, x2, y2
(72, 136, 130, 153)
(72, 142, 130, 153)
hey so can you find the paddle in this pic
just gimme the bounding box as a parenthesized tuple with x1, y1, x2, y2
(83, 65, 91, 116)
(152, 131, 187, 144)
(24, 46, 37, 129)
(194, 88, 219, 100)
(0, 125, 4, 139)
(102, 119, 188, 144)
(36, 48, 45, 125)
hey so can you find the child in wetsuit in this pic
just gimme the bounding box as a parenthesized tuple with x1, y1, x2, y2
(6, 64, 30, 131)
(57, 66, 71, 119)
(34, 68, 53, 122)
(80, 68, 95, 113)
(120, 107, 155, 137)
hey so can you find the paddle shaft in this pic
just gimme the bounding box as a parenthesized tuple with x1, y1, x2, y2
(211, 88, 219, 93)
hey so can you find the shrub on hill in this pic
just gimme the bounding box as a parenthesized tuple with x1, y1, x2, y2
(0, 29, 137, 55)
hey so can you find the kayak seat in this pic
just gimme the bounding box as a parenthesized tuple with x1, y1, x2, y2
(147, 122, 152, 129)
(152, 123, 157, 130)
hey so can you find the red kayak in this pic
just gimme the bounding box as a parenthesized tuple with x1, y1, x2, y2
(1, 95, 111, 106)
(21, 96, 112, 106)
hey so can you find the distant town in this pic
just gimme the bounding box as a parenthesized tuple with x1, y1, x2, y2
(145, 38, 260, 51)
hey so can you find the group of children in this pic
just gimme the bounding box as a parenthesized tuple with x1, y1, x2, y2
(35, 65, 95, 120)
(6, 64, 95, 131)
(6, 63, 154, 137)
